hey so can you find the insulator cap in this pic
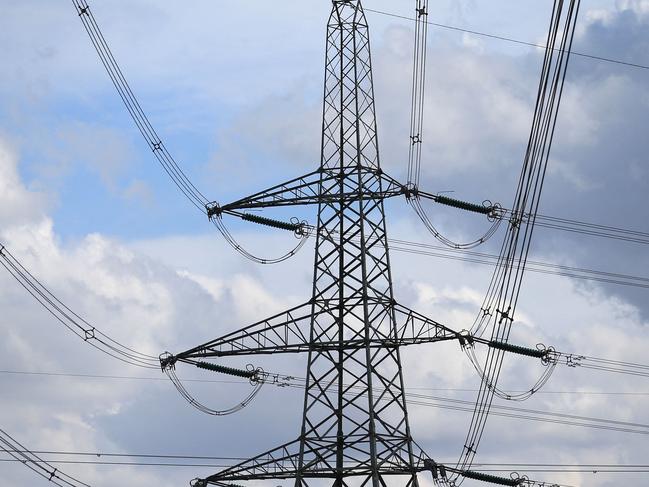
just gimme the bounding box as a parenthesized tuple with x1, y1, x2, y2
(488, 340, 547, 359)
(434, 194, 493, 215)
(240, 213, 302, 232)
(461, 470, 522, 486)
(195, 361, 256, 379)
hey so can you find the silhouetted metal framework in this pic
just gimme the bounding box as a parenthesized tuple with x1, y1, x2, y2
(168, 2, 464, 487)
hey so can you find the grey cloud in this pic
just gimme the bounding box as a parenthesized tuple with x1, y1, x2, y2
(3, 3, 649, 487)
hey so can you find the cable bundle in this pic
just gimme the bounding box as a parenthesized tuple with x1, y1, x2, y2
(549, 351, 649, 379)
(464, 344, 557, 402)
(451, 1, 582, 482)
(163, 362, 264, 416)
(211, 215, 310, 265)
(410, 197, 503, 249)
(72, 0, 209, 213)
(72, 0, 310, 266)
(404, 0, 504, 250)
(406, 0, 429, 188)
(0, 244, 159, 369)
(0, 428, 90, 487)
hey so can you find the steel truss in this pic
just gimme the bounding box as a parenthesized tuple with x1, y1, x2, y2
(173, 2, 463, 487)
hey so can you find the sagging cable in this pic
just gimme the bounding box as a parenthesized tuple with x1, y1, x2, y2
(426, 460, 555, 487)
(160, 354, 264, 416)
(72, 0, 209, 213)
(452, 0, 582, 478)
(409, 197, 503, 250)
(462, 340, 557, 402)
(425, 460, 545, 487)
(207, 204, 309, 265)
(0, 428, 91, 487)
(0, 243, 159, 370)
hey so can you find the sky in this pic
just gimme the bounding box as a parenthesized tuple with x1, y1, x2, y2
(1, 1, 649, 486)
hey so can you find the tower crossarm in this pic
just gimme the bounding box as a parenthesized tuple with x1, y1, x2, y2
(392, 302, 463, 345)
(194, 435, 432, 485)
(172, 300, 462, 361)
(174, 301, 315, 359)
(214, 167, 406, 215)
(199, 438, 305, 483)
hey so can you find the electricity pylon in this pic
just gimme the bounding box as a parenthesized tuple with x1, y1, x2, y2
(166, 2, 465, 486)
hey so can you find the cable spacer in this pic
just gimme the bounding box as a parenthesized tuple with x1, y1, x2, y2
(78, 6, 89, 16)
(83, 328, 95, 341)
(508, 210, 524, 229)
(564, 353, 584, 368)
(496, 306, 513, 324)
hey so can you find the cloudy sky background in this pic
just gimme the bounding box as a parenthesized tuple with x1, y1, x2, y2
(2, 1, 649, 486)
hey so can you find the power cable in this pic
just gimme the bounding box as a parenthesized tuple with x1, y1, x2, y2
(72, 2, 649, 257)
(5, 367, 648, 437)
(407, 0, 429, 188)
(2, 455, 649, 473)
(3, 369, 648, 396)
(0, 428, 90, 487)
(0, 245, 159, 370)
(365, 7, 649, 72)
(388, 241, 649, 290)
(71, 0, 310, 265)
(5, 235, 649, 385)
(453, 2, 582, 481)
(71, 0, 209, 212)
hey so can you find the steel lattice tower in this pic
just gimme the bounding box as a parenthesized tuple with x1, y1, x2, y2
(51, 2, 582, 486)
(169, 1, 463, 486)
(299, 2, 415, 485)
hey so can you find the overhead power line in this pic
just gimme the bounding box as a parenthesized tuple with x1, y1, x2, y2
(45, 2, 641, 487)
(388, 239, 649, 290)
(2, 369, 648, 396)
(0, 428, 89, 487)
(2, 456, 649, 474)
(4, 368, 648, 437)
(364, 7, 649, 71)
(4, 235, 649, 392)
(0, 245, 159, 370)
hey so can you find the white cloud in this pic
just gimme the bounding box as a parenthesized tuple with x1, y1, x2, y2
(2, 3, 649, 487)
(0, 138, 47, 227)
